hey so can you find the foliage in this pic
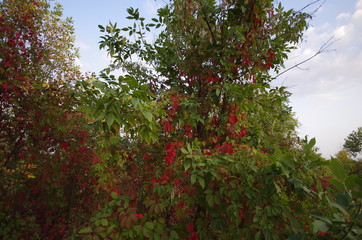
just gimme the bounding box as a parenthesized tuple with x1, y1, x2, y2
(344, 127, 362, 158)
(1, 0, 359, 239)
(75, 0, 354, 239)
(308, 158, 362, 240)
(0, 0, 97, 239)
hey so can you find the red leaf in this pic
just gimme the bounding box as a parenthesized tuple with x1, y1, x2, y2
(164, 121, 172, 132)
(1, 83, 8, 90)
(211, 115, 218, 126)
(186, 223, 194, 232)
(165, 142, 176, 165)
(237, 128, 247, 138)
(220, 142, 233, 154)
(228, 113, 238, 124)
(265, 61, 273, 69)
(185, 124, 193, 138)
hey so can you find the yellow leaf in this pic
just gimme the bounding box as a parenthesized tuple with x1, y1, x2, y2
(27, 174, 36, 179)
(27, 164, 37, 169)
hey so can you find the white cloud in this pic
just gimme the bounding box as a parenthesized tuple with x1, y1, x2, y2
(352, 9, 362, 20)
(316, 93, 342, 101)
(357, 0, 362, 9)
(336, 12, 351, 20)
(334, 25, 347, 38)
(76, 41, 90, 51)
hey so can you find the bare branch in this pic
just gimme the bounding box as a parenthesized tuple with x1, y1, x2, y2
(297, 0, 324, 13)
(274, 36, 338, 78)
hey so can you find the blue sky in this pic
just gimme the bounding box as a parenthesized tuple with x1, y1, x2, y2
(58, 0, 362, 158)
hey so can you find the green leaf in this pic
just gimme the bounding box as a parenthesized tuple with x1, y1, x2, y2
(345, 175, 359, 189)
(316, 180, 323, 193)
(328, 178, 344, 190)
(143, 226, 151, 238)
(352, 190, 362, 198)
(141, 110, 153, 122)
(100, 218, 108, 227)
(304, 138, 316, 153)
(145, 222, 154, 230)
(216, 88, 220, 96)
(93, 80, 106, 91)
(312, 215, 332, 225)
(154, 233, 161, 240)
(336, 192, 350, 209)
(355, 176, 362, 186)
(186, 143, 192, 153)
(170, 230, 179, 239)
(99, 231, 107, 238)
(131, 98, 140, 107)
(79, 226, 93, 234)
(107, 224, 116, 235)
(279, 162, 290, 177)
(312, 220, 328, 233)
(106, 113, 115, 128)
(330, 202, 349, 217)
(191, 174, 196, 185)
(198, 177, 205, 189)
(111, 191, 118, 199)
(206, 194, 214, 207)
(181, 148, 189, 154)
(249, 164, 258, 172)
(184, 160, 191, 171)
(133, 225, 142, 235)
(171, 230, 180, 239)
(330, 158, 347, 180)
(247, 175, 254, 185)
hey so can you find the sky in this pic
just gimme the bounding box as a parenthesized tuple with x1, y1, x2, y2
(57, 0, 362, 158)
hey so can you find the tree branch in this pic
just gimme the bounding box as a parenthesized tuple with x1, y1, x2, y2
(200, 2, 217, 45)
(274, 36, 338, 79)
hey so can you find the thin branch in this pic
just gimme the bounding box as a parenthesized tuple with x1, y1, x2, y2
(310, 2, 326, 19)
(341, 203, 361, 240)
(297, 0, 324, 13)
(274, 36, 338, 79)
(296, 66, 309, 71)
(200, 2, 217, 45)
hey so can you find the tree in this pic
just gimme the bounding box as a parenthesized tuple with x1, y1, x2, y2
(343, 127, 362, 158)
(76, 0, 353, 239)
(0, 1, 97, 239)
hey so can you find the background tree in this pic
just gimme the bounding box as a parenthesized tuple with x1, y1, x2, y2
(336, 149, 355, 172)
(0, 0, 97, 239)
(343, 127, 362, 158)
(335, 149, 362, 177)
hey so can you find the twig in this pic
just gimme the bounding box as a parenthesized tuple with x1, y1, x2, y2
(297, 0, 324, 13)
(296, 66, 309, 71)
